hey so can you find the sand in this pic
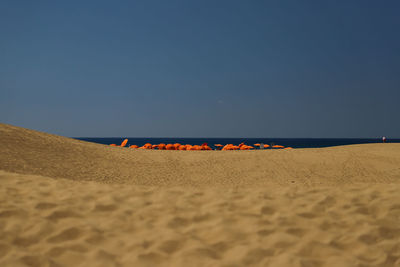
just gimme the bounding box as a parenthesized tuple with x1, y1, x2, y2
(1, 123, 400, 266)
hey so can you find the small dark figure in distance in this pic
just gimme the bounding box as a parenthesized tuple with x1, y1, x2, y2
(382, 136, 387, 143)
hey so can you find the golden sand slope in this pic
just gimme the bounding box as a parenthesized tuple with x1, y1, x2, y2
(1, 123, 400, 186)
(1, 123, 400, 266)
(1, 171, 400, 267)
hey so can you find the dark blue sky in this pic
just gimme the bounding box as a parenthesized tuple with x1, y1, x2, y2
(1, 1, 399, 138)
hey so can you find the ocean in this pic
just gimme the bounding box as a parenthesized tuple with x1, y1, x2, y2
(74, 138, 400, 149)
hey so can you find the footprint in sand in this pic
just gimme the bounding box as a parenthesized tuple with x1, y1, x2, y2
(93, 204, 118, 212)
(167, 217, 190, 229)
(85, 233, 105, 245)
(211, 241, 230, 253)
(242, 248, 274, 265)
(47, 244, 88, 258)
(137, 252, 165, 265)
(158, 239, 184, 254)
(0, 209, 27, 218)
(191, 192, 204, 197)
(192, 213, 211, 222)
(377, 226, 400, 240)
(0, 244, 11, 259)
(46, 210, 81, 222)
(354, 206, 370, 215)
(13, 236, 39, 247)
(260, 206, 275, 215)
(358, 233, 379, 245)
(48, 246, 68, 257)
(257, 229, 274, 237)
(96, 249, 117, 263)
(35, 202, 57, 210)
(297, 212, 317, 219)
(20, 255, 44, 267)
(286, 227, 308, 237)
(47, 227, 82, 243)
(184, 247, 221, 260)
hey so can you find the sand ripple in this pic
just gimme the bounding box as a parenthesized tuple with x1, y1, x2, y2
(1, 171, 400, 266)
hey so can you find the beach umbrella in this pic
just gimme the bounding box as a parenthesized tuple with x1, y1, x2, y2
(272, 145, 285, 148)
(254, 143, 261, 146)
(158, 143, 166, 150)
(200, 144, 212, 150)
(110, 144, 117, 146)
(223, 144, 238, 150)
(214, 144, 223, 150)
(263, 144, 270, 148)
(284, 147, 293, 149)
(130, 145, 139, 148)
(222, 144, 232, 150)
(242, 145, 254, 150)
(142, 143, 152, 149)
(120, 139, 128, 147)
(165, 144, 175, 150)
(173, 143, 181, 149)
(178, 145, 187, 150)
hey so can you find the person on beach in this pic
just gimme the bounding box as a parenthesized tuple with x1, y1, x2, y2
(382, 136, 387, 143)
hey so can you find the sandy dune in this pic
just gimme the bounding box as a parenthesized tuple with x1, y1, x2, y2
(1, 123, 400, 186)
(1, 123, 400, 266)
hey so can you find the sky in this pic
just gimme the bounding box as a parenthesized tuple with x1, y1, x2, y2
(1, 0, 399, 138)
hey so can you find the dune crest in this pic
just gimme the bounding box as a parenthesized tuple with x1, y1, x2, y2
(1, 123, 400, 186)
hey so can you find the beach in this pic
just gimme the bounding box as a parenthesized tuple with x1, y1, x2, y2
(1, 123, 400, 266)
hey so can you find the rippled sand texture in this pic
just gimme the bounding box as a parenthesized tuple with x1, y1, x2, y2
(1, 172, 400, 267)
(1, 123, 400, 266)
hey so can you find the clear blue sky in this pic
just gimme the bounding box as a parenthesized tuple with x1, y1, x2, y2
(1, 0, 399, 138)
